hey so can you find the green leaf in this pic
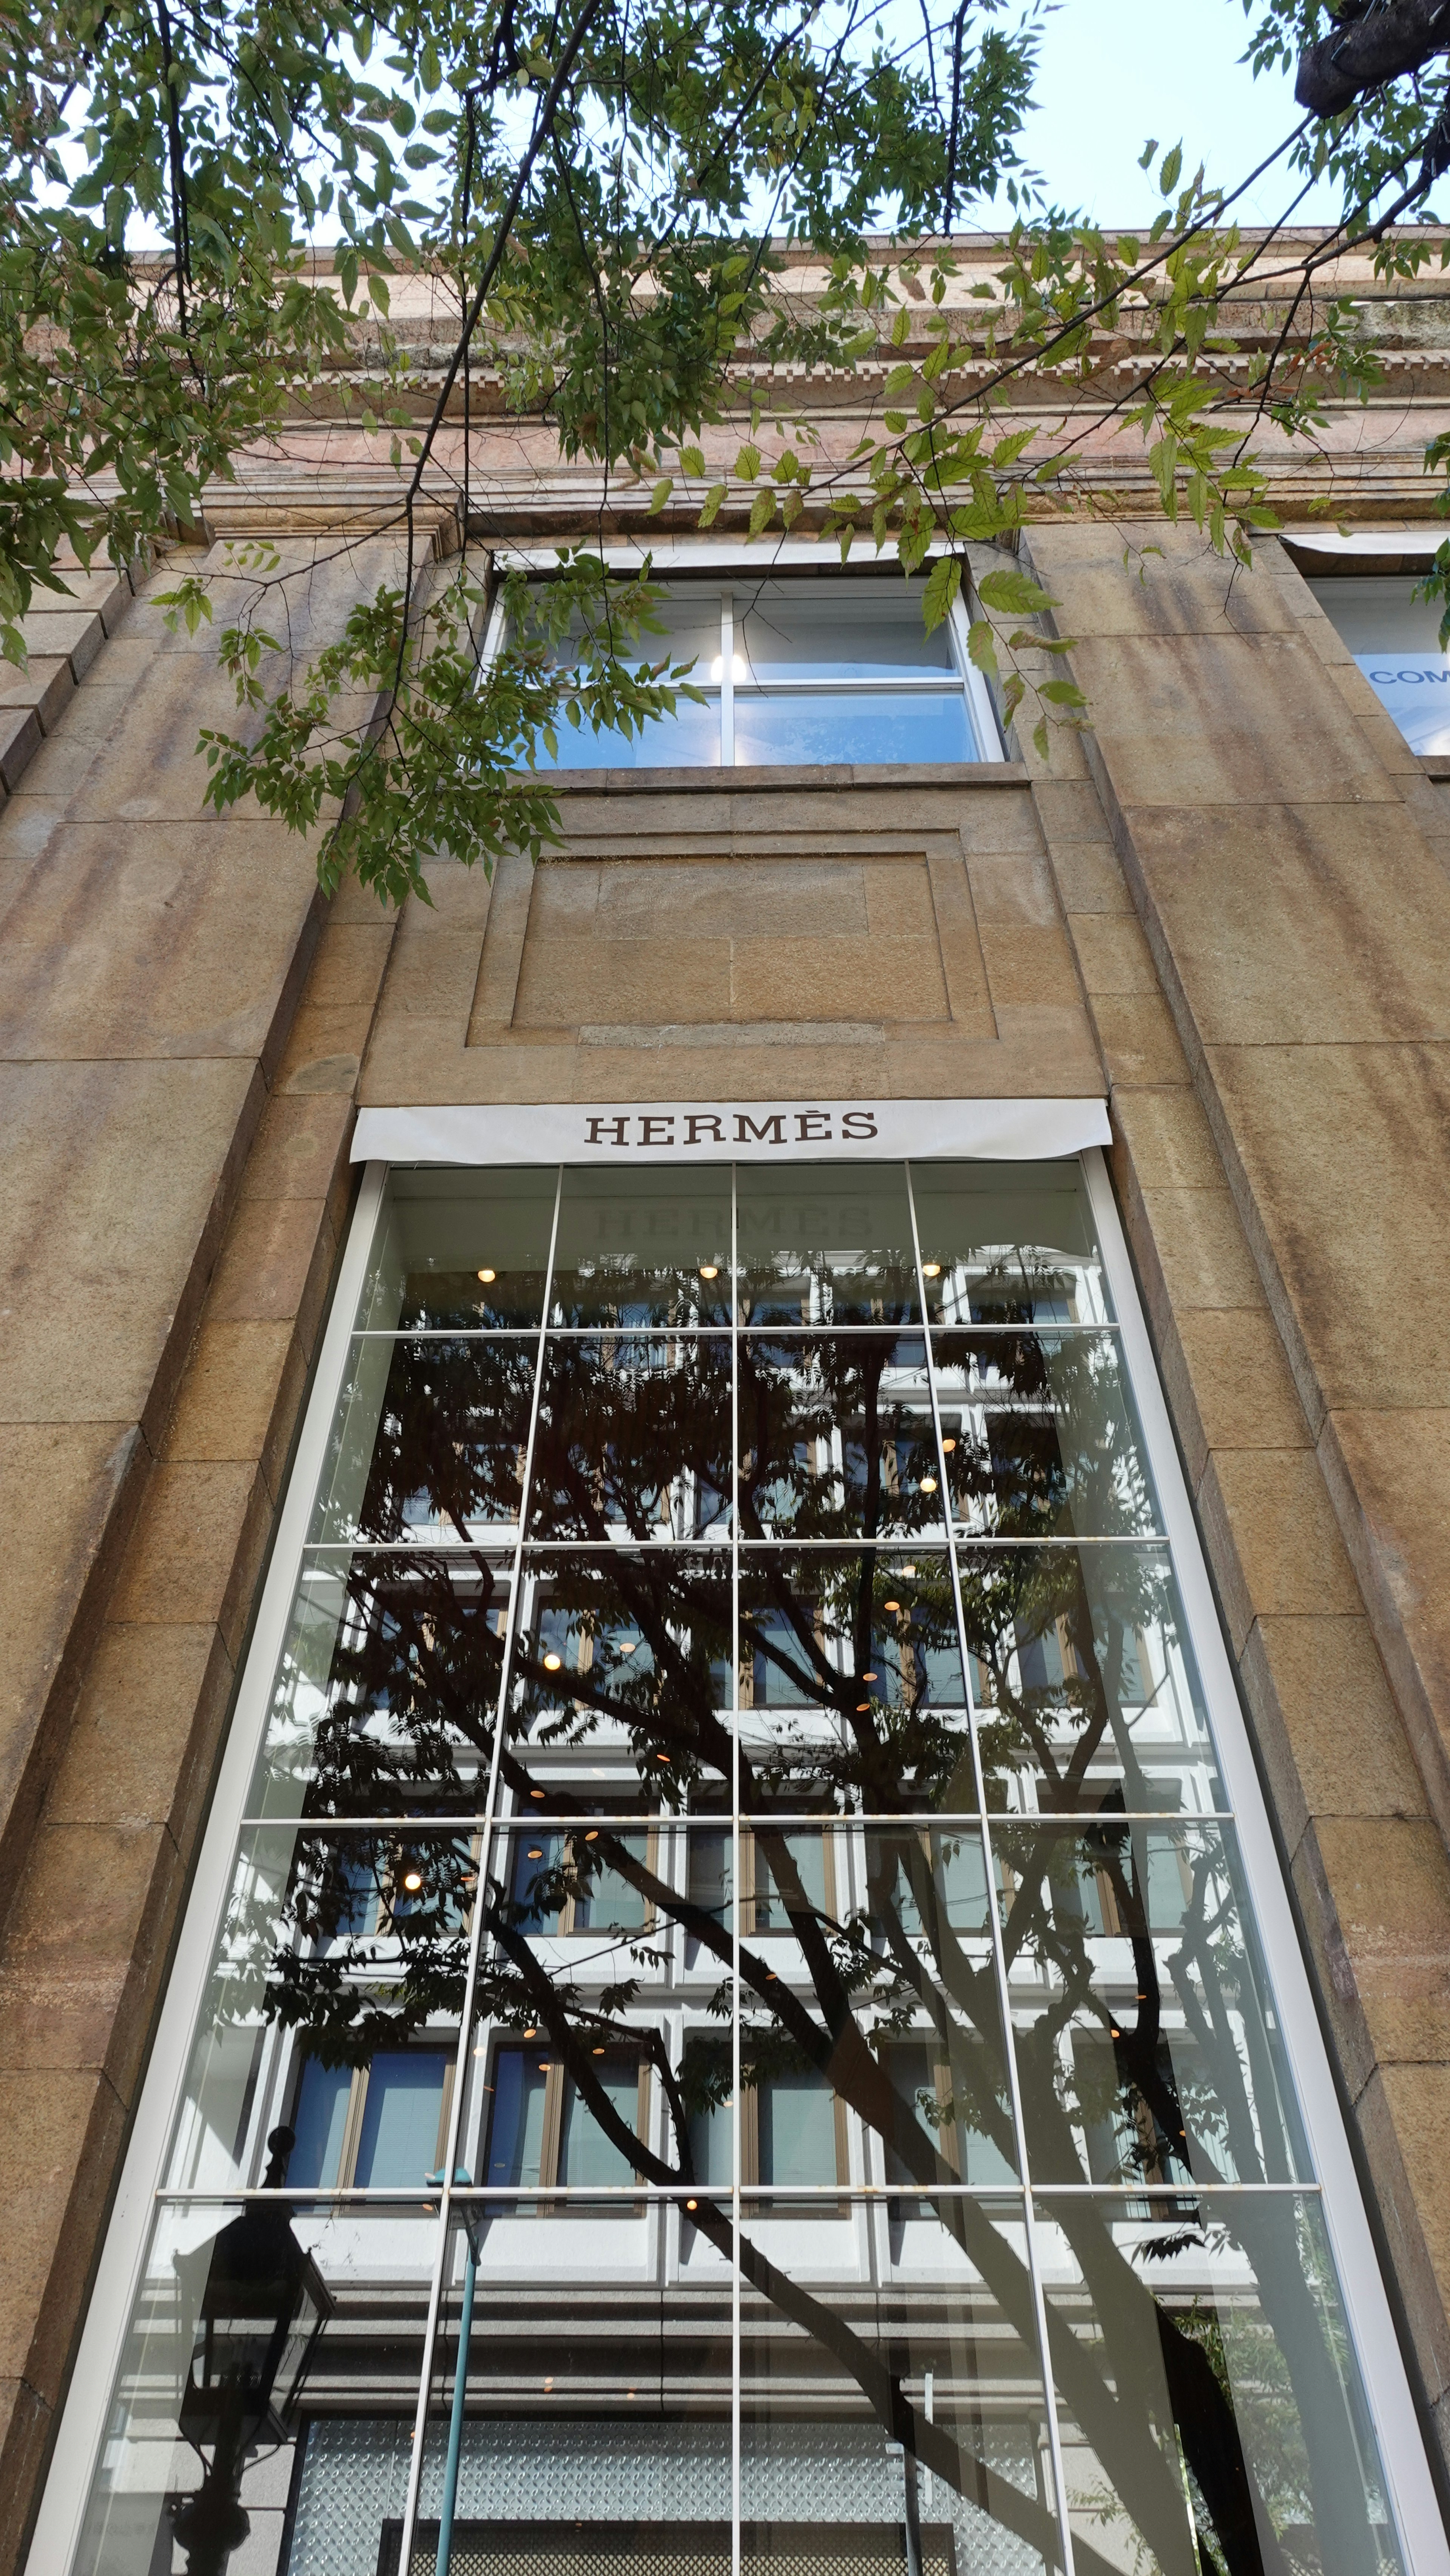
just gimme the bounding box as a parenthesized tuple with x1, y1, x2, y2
(1159, 142, 1182, 196)
(699, 483, 727, 528)
(680, 446, 706, 478)
(734, 444, 762, 481)
(975, 567, 1055, 617)
(967, 619, 999, 679)
(648, 478, 673, 514)
(922, 555, 961, 634)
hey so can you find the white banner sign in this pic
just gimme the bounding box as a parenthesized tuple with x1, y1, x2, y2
(1356, 651, 1450, 756)
(352, 1095, 1110, 1167)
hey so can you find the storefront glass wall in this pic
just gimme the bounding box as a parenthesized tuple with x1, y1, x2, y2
(55, 1158, 1421, 2576)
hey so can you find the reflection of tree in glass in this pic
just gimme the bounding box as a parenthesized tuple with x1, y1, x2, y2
(254, 1333, 1384, 2576)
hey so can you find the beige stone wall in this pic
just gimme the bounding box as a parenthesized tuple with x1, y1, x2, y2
(0, 540, 403, 2574)
(360, 770, 1103, 1108)
(1022, 520, 1450, 2476)
(6, 500, 1450, 2562)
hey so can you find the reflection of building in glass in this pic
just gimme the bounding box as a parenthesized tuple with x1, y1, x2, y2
(65, 1163, 1403, 2576)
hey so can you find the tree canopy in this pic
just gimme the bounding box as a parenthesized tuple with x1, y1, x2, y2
(4, 0, 1450, 897)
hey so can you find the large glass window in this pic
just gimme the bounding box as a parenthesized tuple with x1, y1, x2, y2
(1308, 573, 1450, 755)
(505, 575, 996, 768)
(43, 1157, 1435, 2576)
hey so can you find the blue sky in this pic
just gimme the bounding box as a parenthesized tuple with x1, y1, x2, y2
(972, 0, 1347, 229)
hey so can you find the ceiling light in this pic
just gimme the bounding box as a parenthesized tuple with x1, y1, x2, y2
(543, 1652, 563, 1672)
(592, 2045, 606, 2056)
(585, 1828, 600, 1841)
(883, 1600, 900, 1613)
(478, 1268, 497, 1284)
(700, 1264, 719, 1280)
(528, 1847, 543, 1860)
(539, 2061, 550, 2071)
(861, 1671, 877, 1683)
(619, 1640, 637, 1655)
(942, 1438, 956, 1453)
(922, 1262, 941, 1279)
(856, 1699, 870, 1712)
(402, 1870, 424, 1892)
(657, 1751, 671, 1763)
(686, 2198, 698, 2211)
(901, 1564, 916, 1577)
(531, 1789, 546, 1800)
(920, 1476, 938, 1495)
(524, 2026, 537, 2038)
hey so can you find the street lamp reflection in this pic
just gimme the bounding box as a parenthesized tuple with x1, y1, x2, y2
(173, 2124, 333, 2574)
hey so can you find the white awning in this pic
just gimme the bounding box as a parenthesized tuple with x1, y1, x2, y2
(351, 1095, 1112, 1167)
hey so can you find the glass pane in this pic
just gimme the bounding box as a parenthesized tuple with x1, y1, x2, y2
(162, 1825, 471, 2194)
(934, 1330, 1159, 1539)
(310, 1336, 536, 1546)
(910, 1162, 1110, 1327)
(733, 688, 975, 765)
(73, 2198, 440, 2576)
(543, 589, 723, 674)
(960, 1543, 1223, 1816)
(357, 1166, 558, 1333)
(552, 1165, 733, 1325)
(737, 1163, 918, 1325)
(502, 1820, 652, 1934)
(737, 2196, 1060, 2576)
(736, 583, 957, 679)
(736, 1553, 974, 1812)
(995, 1820, 1308, 2189)
(248, 1550, 512, 1820)
(739, 1334, 941, 1540)
(1033, 2193, 1404, 2576)
(507, 1552, 734, 1791)
(394, 2199, 733, 2575)
(530, 1333, 732, 1541)
(1310, 572, 1450, 756)
(531, 694, 722, 768)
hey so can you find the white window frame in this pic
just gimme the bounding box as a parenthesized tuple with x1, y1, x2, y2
(25, 1145, 1450, 2576)
(481, 540, 1005, 766)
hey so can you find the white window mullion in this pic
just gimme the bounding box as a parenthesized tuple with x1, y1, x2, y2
(720, 589, 735, 767)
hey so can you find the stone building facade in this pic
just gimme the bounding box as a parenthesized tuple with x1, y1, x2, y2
(5, 231, 1450, 2576)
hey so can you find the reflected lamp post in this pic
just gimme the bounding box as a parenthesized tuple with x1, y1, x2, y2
(173, 2123, 333, 2576)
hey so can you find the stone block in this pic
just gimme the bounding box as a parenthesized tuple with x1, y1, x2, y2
(1112, 1083, 1223, 1191)
(299, 920, 396, 1013)
(1244, 1612, 1424, 1853)
(1362, 2062, 1450, 2403)
(0, 657, 75, 730)
(44, 1618, 233, 1843)
(0, 708, 40, 793)
(381, 929, 494, 1021)
(0, 1057, 261, 1436)
(1206, 1042, 1450, 1413)
(1034, 544, 1299, 638)
(1066, 631, 1395, 809)
(1320, 1407, 1450, 1833)
(14, 611, 102, 680)
(1087, 993, 1191, 1088)
(1305, 1812, 1450, 2073)
(976, 922, 1080, 1010)
(954, 788, 1045, 854)
(110, 1459, 272, 1665)
(1199, 1447, 1363, 1653)
(0, 1818, 184, 2102)
(32, 565, 133, 630)
(1121, 803, 1450, 1047)
(1068, 912, 1160, 999)
(1131, 1182, 1265, 1316)
(733, 932, 947, 1025)
(515, 933, 732, 1027)
(238, 1090, 353, 1210)
(0, 2067, 127, 2403)
(0, 1421, 145, 1888)
(0, 821, 321, 1064)
(863, 858, 939, 938)
(1031, 780, 1112, 845)
(274, 998, 377, 1094)
(0, 2380, 51, 2576)
(963, 855, 1061, 927)
(207, 1196, 337, 1356)
(162, 1316, 302, 1476)
(1170, 1304, 1311, 1460)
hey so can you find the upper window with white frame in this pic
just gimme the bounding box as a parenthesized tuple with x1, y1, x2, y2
(498, 570, 1001, 770)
